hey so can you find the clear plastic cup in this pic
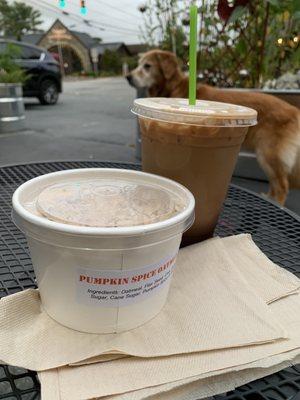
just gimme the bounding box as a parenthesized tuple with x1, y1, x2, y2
(132, 98, 257, 244)
(12, 168, 194, 333)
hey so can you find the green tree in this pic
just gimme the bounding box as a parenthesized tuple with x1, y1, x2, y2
(139, 0, 188, 59)
(161, 24, 187, 61)
(140, 0, 300, 87)
(0, 0, 42, 41)
(99, 50, 138, 77)
(101, 50, 123, 75)
(198, 0, 300, 87)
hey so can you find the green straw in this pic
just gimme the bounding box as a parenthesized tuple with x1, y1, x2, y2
(189, 4, 198, 106)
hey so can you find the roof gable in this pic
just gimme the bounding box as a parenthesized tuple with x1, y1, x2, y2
(37, 19, 89, 49)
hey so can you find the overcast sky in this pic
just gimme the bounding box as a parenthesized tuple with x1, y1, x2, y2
(9, 0, 145, 44)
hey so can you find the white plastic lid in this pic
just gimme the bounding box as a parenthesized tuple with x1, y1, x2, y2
(13, 169, 195, 248)
(36, 179, 185, 227)
(132, 98, 257, 127)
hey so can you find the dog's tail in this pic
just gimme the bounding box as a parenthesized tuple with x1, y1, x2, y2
(289, 113, 300, 189)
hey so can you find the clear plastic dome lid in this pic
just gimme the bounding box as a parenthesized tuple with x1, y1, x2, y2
(132, 98, 257, 127)
(36, 179, 185, 227)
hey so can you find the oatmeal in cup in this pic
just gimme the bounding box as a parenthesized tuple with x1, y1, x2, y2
(12, 168, 194, 333)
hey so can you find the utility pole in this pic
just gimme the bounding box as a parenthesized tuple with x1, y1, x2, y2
(57, 41, 65, 77)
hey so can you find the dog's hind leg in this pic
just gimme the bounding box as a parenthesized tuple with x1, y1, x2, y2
(267, 169, 289, 206)
(256, 143, 296, 206)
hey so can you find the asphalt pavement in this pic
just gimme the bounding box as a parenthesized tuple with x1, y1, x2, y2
(0, 77, 299, 215)
(0, 77, 137, 165)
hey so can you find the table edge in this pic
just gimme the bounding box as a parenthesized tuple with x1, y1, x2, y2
(1, 160, 299, 224)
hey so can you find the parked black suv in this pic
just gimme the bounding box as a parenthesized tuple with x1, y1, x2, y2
(0, 39, 62, 105)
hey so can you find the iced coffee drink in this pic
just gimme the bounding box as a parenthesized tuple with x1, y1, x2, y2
(132, 98, 257, 244)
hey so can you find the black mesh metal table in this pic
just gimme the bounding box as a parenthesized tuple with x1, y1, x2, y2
(0, 161, 299, 400)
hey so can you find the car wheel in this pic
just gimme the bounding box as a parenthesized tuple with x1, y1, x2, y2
(38, 80, 59, 105)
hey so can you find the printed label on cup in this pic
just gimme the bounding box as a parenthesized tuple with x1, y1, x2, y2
(77, 254, 177, 307)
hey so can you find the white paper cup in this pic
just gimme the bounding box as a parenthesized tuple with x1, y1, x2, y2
(12, 169, 195, 333)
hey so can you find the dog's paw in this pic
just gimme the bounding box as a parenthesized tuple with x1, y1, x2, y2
(260, 192, 269, 200)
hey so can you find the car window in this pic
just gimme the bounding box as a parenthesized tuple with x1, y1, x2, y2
(16, 45, 42, 60)
(0, 42, 42, 59)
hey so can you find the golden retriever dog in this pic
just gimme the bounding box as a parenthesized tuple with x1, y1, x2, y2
(127, 50, 300, 205)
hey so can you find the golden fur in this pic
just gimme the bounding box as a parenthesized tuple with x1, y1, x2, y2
(127, 50, 300, 205)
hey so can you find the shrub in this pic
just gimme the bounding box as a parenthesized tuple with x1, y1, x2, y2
(0, 44, 28, 84)
(101, 50, 123, 75)
(100, 50, 138, 75)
